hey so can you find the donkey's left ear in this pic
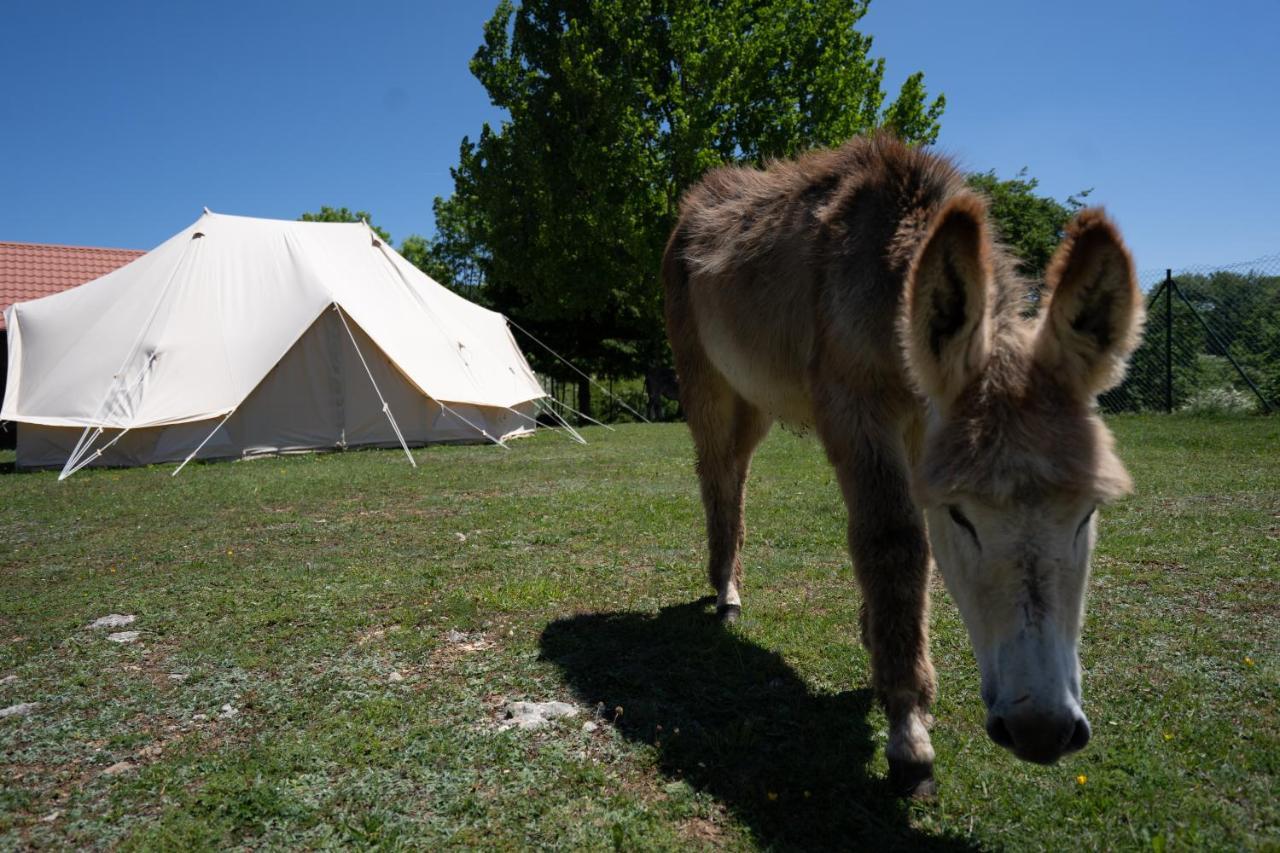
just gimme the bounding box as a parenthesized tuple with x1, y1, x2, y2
(1035, 209, 1144, 395)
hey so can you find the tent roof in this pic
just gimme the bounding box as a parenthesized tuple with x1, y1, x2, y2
(1, 211, 544, 429)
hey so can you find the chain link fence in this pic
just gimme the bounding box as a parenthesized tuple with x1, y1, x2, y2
(1098, 254, 1280, 415)
(537, 252, 1280, 425)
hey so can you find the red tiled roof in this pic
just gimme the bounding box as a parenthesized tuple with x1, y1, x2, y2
(0, 241, 145, 330)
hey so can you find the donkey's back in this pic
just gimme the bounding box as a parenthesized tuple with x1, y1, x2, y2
(664, 134, 969, 426)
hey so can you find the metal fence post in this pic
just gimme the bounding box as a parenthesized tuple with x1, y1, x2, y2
(1165, 269, 1173, 413)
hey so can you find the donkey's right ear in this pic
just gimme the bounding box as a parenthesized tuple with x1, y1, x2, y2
(902, 193, 994, 405)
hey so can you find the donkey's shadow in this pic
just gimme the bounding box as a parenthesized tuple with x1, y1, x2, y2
(540, 598, 977, 851)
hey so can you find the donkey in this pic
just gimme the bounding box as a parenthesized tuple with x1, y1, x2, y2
(662, 134, 1143, 797)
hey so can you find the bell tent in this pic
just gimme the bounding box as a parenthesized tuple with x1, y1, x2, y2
(0, 211, 547, 474)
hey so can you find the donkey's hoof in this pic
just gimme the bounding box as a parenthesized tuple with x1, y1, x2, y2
(888, 759, 937, 800)
(716, 604, 741, 624)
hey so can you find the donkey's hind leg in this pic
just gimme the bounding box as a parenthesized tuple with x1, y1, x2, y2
(679, 359, 772, 623)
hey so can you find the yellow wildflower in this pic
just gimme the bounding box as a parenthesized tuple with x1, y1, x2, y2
(1076, 774, 1087, 785)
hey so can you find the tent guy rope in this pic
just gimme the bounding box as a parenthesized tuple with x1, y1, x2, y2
(502, 316, 652, 424)
(333, 304, 417, 468)
(171, 409, 237, 477)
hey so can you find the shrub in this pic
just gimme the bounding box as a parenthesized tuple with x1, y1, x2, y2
(1179, 386, 1258, 416)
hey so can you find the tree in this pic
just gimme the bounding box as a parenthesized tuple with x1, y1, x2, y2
(965, 169, 1090, 282)
(1099, 270, 1280, 413)
(299, 206, 393, 245)
(430, 0, 945, 418)
(300, 207, 446, 280)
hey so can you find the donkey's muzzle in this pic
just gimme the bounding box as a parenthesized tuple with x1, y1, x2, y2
(986, 709, 1091, 765)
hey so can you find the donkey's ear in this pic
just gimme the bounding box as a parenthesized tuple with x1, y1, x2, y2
(1035, 209, 1144, 395)
(903, 193, 994, 404)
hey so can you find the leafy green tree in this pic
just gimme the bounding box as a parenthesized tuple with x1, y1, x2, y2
(299, 206, 393, 245)
(299, 207, 447, 280)
(1099, 270, 1280, 413)
(430, 0, 945, 418)
(966, 169, 1090, 282)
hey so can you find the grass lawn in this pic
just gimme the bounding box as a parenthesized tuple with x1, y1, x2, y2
(1, 415, 1276, 850)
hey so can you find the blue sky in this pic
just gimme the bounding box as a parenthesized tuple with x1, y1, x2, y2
(1, 0, 1276, 281)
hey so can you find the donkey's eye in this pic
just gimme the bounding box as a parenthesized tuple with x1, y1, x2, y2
(948, 505, 979, 546)
(1076, 507, 1096, 537)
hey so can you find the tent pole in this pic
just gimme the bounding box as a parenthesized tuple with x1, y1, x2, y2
(332, 304, 417, 468)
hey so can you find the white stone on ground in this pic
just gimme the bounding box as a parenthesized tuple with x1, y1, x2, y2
(103, 761, 134, 775)
(89, 614, 136, 629)
(388, 671, 405, 683)
(0, 675, 17, 685)
(107, 631, 141, 643)
(0, 702, 37, 719)
(502, 700, 578, 730)
(219, 703, 238, 719)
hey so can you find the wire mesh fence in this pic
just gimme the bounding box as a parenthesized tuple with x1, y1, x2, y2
(536, 251, 1280, 427)
(1099, 253, 1280, 415)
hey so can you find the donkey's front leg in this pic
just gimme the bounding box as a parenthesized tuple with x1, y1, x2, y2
(821, 413, 938, 797)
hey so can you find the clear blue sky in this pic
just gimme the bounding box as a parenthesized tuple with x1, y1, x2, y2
(2, 0, 1276, 282)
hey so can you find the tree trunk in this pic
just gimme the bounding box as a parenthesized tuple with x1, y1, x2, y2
(577, 376, 592, 426)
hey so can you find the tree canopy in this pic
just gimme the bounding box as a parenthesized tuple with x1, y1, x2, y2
(428, 0, 946, 411)
(299, 206, 441, 278)
(299, 206, 393, 245)
(965, 169, 1090, 281)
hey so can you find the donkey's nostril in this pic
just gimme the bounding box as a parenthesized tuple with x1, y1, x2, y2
(1066, 716, 1091, 753)
(986, 715, 1014, 749)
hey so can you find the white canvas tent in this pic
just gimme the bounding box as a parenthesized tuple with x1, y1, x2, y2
(0, 211, 547, 473)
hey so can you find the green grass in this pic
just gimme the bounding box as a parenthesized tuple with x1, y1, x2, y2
(1, 415, 1276, 850)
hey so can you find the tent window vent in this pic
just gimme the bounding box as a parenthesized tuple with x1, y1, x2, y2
(192, 232, 205, 240)
(371, 237, 382, 248)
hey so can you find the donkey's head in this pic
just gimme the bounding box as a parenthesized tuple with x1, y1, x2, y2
(902, 195, 1143, 765)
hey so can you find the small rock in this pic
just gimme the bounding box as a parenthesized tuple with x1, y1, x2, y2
(454, 532, 467, 542)
(502, 700, 579, 730)
(89, 614, 136, 629)
(192, 713, 208, 722)
(388, 671, 405, 683)
(40, 810, 61, 823)
(446, 629, 467, 644)
(582, 721, 599, 733)
(103, 761, 134, 776)
(0, 674, 17, 685)
(138, 744, 163, 759)
(0, 702, 37, 719)
(219, 703, 238, 719)
(167, 673, 187, 682)
(107, 631, 140, 644)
